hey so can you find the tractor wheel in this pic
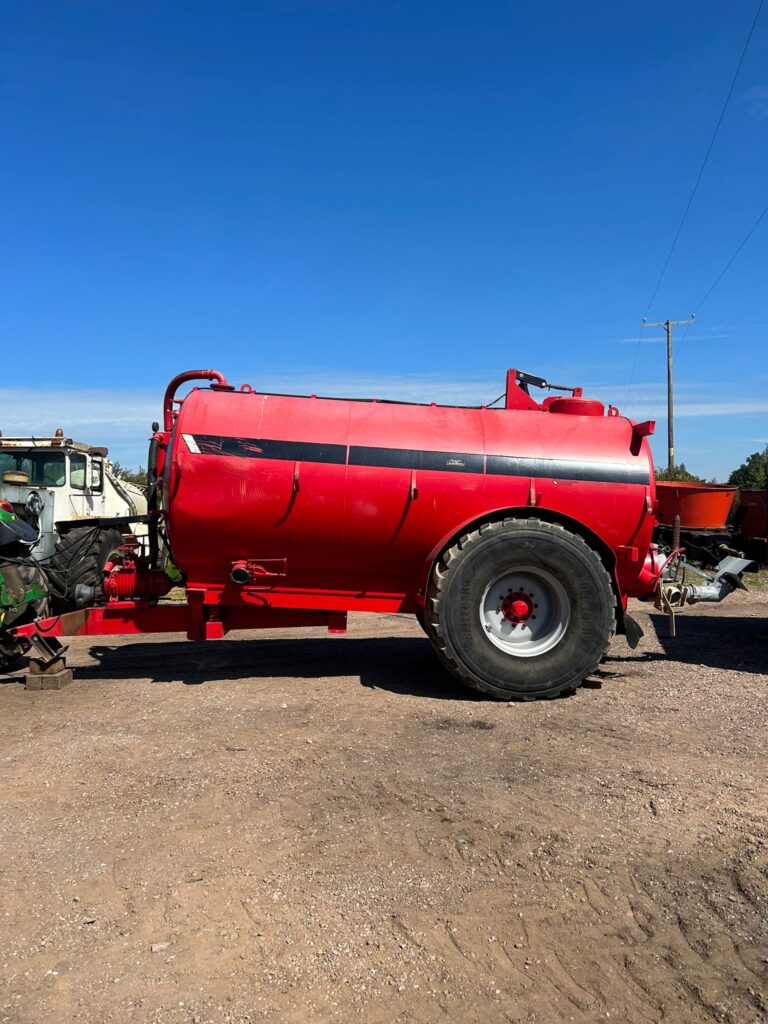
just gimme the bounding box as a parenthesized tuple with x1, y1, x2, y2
(48, 526, 123, 613)
(425, 518, 615, 700)
(0, 600, 38, 674)
(0, 641, 25, 674)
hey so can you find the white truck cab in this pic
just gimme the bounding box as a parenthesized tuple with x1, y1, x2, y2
(0, 432, 147, 560)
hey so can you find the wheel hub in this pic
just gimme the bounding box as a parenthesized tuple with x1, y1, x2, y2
(479, 566, 571, 658)
(501, 592, 533, 624)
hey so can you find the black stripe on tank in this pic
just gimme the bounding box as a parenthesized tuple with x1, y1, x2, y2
(188, 434, 648, 485)
(348, 446, 484, 473)
(486, 454, 650, 485)
(192, 434, 346, 464)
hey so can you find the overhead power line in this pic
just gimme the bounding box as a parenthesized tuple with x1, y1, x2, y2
(690, 201, 768, 315)
(643, 0, 764, 315)
(669, 200, 768, 364)
(625, 0, 765, 404)
(647, 201, 768, 421)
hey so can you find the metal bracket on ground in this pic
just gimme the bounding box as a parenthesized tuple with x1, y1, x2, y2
(24, 635, 73, 691)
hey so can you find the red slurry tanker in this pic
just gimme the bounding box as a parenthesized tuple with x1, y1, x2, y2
(10, 368, 752, 699)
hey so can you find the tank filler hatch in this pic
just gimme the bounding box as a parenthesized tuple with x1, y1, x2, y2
(505, 369, 585, 411)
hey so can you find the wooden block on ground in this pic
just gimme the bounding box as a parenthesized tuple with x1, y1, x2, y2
(25, 669, 74, 691)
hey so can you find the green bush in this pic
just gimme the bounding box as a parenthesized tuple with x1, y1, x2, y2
(654, 463, 704, 483)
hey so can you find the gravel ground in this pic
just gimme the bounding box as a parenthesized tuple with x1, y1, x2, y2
(0, 588, 766, 1024)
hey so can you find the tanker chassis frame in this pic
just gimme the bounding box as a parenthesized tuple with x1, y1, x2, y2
(13, 576, 408, 690)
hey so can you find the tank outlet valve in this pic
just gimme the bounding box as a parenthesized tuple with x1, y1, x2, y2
(230, 561, 251, 585)
(229, 559, 288, 584)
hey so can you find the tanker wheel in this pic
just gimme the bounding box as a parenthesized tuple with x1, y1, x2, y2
(48, 526, 123, 614)
(425, 518, 615, 701)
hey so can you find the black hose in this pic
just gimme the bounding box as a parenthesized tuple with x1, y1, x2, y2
(146, 436, 160, 570)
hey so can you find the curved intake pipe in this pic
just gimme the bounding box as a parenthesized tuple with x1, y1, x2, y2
(163, 370, 233, 431)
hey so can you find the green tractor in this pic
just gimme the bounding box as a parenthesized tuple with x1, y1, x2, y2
(0, 502, 48, 671)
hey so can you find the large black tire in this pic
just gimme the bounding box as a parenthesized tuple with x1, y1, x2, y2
(0, 638, 27, 674)
(48, 526, 123, 613)
(0, 552, 47, 669)
(425, 518, 615, 701)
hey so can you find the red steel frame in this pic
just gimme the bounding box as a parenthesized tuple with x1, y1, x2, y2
(14, 599, 351, 642)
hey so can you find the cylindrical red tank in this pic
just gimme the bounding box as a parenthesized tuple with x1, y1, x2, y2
(655, 482, 737, 530)
(162, 374, 657, 608)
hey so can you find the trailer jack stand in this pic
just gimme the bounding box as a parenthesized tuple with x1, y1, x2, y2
(25, 635, 72, 691)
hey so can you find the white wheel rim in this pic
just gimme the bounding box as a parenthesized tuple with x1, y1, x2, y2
(479, 565, 571, 658)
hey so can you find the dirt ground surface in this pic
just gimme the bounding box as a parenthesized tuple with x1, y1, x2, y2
(1, 590, 766, 1024)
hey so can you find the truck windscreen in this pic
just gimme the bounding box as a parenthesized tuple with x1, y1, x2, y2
(0, 450, 67, 486)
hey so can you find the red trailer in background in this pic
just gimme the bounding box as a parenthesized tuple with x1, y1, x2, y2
(10, 368, 754, 699)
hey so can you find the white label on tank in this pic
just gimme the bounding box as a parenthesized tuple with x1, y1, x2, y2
(182, 433, 200, 454)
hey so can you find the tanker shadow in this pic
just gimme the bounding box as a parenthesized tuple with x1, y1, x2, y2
(64, 636, 484, 700)
(607, 611, 768, 676)
(6, 611, 764, 693)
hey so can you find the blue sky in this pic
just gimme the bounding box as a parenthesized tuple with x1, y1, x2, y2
(2, 1, 766, 478)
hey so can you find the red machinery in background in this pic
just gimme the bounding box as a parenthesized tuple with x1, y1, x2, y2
(654, 481, 768, 568)
(12, 368, 753, 699)
(733, 490, 768, 566)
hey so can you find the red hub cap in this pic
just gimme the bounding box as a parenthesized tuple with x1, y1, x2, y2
(500, 591, 534, 624)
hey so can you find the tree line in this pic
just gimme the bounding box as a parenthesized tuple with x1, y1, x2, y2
(111, 462, 148, 487)
(656, 443, 768, 489)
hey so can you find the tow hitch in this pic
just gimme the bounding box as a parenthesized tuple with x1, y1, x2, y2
(657, 554, 755, 636)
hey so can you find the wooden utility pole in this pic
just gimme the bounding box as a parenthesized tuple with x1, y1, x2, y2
(643, 314, 695, 472)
